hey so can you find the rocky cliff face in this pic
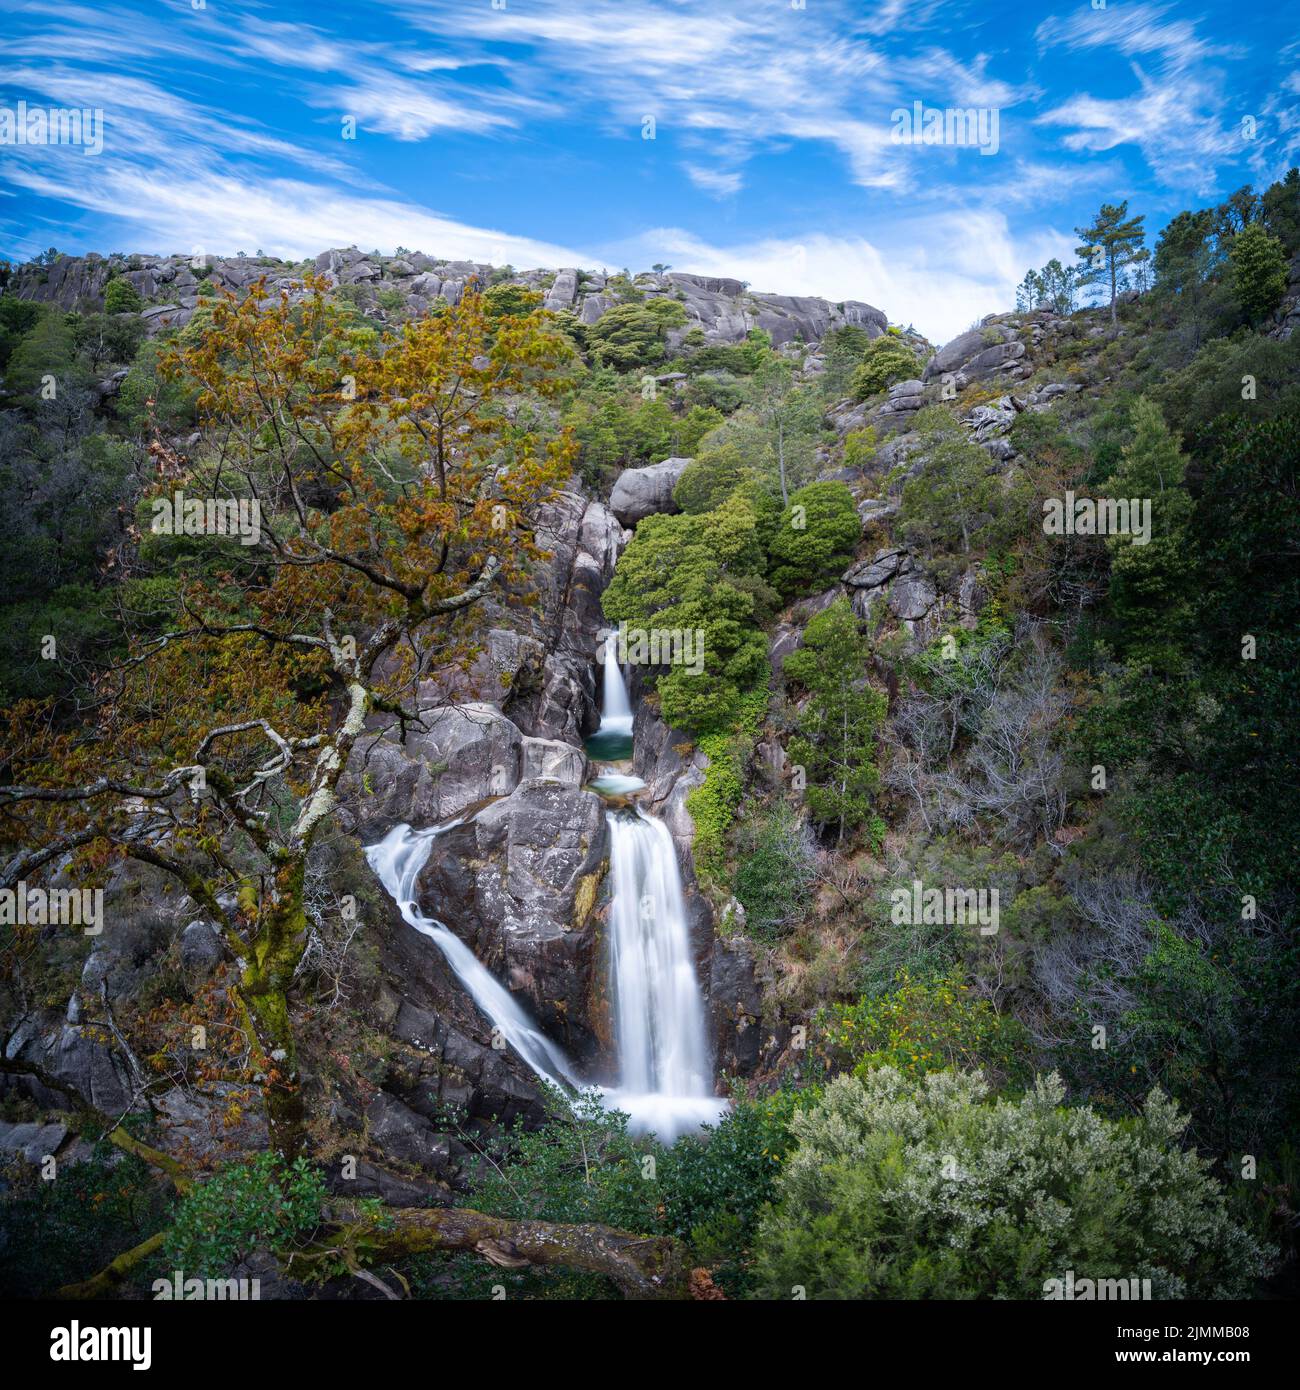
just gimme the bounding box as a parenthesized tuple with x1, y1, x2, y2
(10, 248, 888, 349)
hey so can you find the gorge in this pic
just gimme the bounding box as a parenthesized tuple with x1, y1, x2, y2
(366, 635, 726, 1146)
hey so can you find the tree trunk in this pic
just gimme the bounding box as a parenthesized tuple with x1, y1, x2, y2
(62, 1205, 692, 1302)
(323, 1204, 691, 1300)
(777, 418, 789, 506)
(241, 983, 306, 1161)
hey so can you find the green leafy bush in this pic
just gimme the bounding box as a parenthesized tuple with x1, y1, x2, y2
(587, 299, 686, 371)
(662, 1088, 810, 1294)
(754, 1068, 1271, 1299)
(165, 1154, 326, 1277)
(820, 970, 1030, 1090)
(673, 442, 753, 514)
(850, 337, 921, 400)
(782, 598, 887, 841)
(898, 405, 1003, 563)
(104, 278, 143, 314)
(732, 802, 816, 940)
(767, 480, 860, 598)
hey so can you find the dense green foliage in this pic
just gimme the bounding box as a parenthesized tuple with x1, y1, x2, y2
(898, 405, 1006, 564)
(0, 1147, 173, 1297)
(165, 1154, 326, 1277)
(850, 336, 921, 399)
(782, 598, 887, 840)
(767, 481, 861, 597)
(586, 298, 686, 370)
(601, 495, 771, 734)
(754, 1069, 1269, 1300)
(451, 1087, 810, 1298)
(731, 801, 816, 940)
(820, 970, 1030, 1091)
(1230, 222, 1289, 324)
(103, 277, 143, 315)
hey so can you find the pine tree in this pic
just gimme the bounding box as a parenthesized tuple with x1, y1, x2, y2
(1075, 200, 1147, 325)
(1103, 396, 1194, 667)
(783, 598, 887, 844)
(1229, 221, 1290, 326)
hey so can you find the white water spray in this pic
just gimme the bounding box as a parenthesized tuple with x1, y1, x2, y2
(603, 809, 726, 1143)
(599, 634, 634, 737)
(365, 822, 581, 1094)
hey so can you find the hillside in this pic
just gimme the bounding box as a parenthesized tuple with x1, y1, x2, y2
(1, 168, 1298, 1304)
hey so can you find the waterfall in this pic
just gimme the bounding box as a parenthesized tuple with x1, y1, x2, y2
(365, 821, 581, 1094)
(599, 634, 634, 736)
(603, 808, 727, 1144)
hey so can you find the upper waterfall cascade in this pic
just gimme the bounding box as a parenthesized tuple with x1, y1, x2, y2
(599, 635, 634, 736)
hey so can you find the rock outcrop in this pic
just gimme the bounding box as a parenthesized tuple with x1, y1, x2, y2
(9, 252, 890, 352)
(415, 782, 609, 1061)
(609, 457, 691, 526)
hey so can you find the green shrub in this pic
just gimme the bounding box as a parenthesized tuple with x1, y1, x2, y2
(165, 1154, 326, 1277)
(898, 406, 1003, 562)
(850, 337, 921, 400)
(782, 598, 887, 840)
(483, 283, 542, 318)
(819, 970, 1030, 1090)
(673, 442, 751, 514)
(767, 480, 860, 598)
(754, 1068, 1271, 1300)
(684, 687, 767, 882)
(587, 299, 686, 371)
(1229, 222, 1289, 325)
(732, 803, 815, 940)
(687, 733, 746, 884)
(104, 278, 143, 314)
(452, 1085, 811, 1299)
(0, 295, 43, 368)
(661, 1088, 810, 1295)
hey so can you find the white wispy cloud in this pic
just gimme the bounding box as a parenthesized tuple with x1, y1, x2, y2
(4, 156, 590, 270)
(401, 0, 1032, 193)
(682, 164, 743, 197)
(1034, 3, 1249, 195)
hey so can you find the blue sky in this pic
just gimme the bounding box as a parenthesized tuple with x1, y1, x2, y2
(1, 0, 1296, 340)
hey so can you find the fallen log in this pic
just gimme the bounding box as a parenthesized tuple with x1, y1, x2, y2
(59, 1204, 691, 1301)
(57, 1230, 169, 1299)
(320, 1204, 691, 1300)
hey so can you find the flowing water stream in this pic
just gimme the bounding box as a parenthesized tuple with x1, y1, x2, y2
(365, 821, 581, 1094)
(601, 807, 726, 1142)
(365, 640, 724, 1143)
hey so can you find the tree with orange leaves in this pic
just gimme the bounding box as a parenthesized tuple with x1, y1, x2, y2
(0, 274, 578, 1158)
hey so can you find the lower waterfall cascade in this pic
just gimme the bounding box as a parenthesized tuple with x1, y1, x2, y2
(365, 643, 724, 1144)
(601, 808, 727, 1144)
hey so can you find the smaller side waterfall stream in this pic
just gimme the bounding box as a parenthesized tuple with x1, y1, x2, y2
(365, 822, 581, 1093)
